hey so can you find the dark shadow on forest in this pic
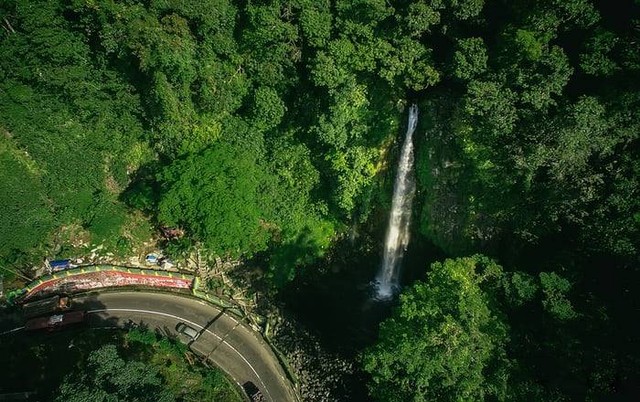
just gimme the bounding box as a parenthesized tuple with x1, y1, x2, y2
(280, 230, 444, 358)
(0, 294, 193, 400)
(0, 296, 113, 399)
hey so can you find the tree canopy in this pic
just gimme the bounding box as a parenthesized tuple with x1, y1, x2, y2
(1, 0, 639, 400)
(56, 344, 174, 402)
(363, 256, 510, 402)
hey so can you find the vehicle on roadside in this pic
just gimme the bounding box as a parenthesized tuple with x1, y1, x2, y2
(24, 311, 85, 331)
(242, 381, 265, 402)
(145, 253, 160, 265)
(158, 257, 175, 270)
(176, 322, 200, 341)
(49, 259, 72, 272)
(22, 295, 71, 318)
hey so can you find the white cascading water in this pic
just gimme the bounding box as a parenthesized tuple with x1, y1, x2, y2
(375, 104, 418, 299)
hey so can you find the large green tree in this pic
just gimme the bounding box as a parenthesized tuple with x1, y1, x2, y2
(363, 256, 510, 401)
(157, 141, 270, 257)
(56, 344, 173, 402)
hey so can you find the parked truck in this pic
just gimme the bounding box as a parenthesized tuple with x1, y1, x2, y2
(22, 295, 70, 318)
(25, 311, 85, 331)
(242, 382, 265, 402)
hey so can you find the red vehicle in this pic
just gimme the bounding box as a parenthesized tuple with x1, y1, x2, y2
(24, 311, 85, 331)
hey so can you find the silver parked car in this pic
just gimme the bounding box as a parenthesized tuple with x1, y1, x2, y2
(176, 322, 200, 341)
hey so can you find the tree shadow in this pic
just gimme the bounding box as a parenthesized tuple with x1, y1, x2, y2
(0, 296, 119, 399)
(0, 291, 213, 400)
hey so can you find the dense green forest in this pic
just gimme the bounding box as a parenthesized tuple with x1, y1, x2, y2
(1, 0, 638, 401)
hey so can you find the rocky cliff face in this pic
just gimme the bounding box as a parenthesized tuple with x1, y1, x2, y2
(270, 314, 364, 402)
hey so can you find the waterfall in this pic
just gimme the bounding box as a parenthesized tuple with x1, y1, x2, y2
(375, 104, 418, 299)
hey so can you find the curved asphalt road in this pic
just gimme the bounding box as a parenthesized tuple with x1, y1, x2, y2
(68, 291, 296, 402)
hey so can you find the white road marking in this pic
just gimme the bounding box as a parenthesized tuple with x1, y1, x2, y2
(0, 326, 24, 335)
(87, 308, 273, 401)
